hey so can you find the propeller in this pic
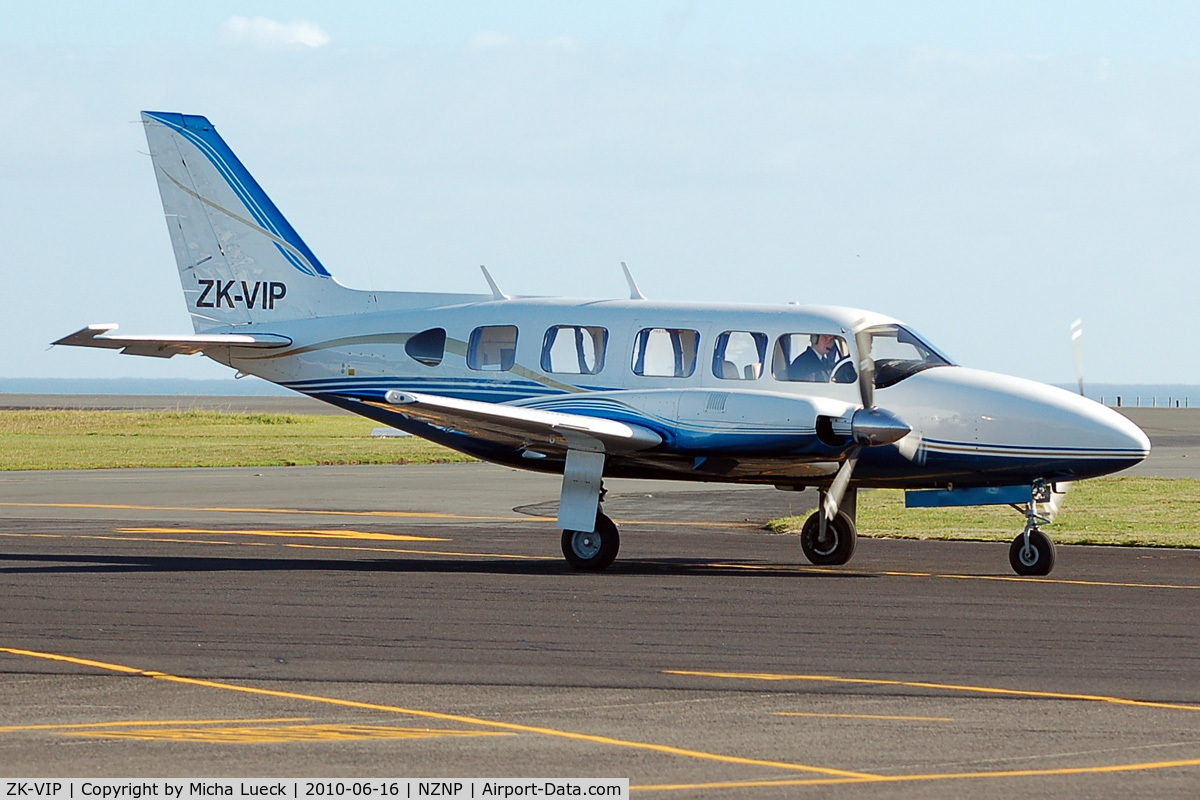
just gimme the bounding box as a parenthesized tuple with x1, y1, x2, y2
(818, 326, 911, 542)
(1071, 319, 1085, 397)
(895, 429, 926, 464)
(1045, 481, 1072, 521)
(1043, 320, 1082, 522)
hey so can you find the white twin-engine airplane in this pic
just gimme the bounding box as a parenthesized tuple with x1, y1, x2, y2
(57, 112, 1151, 577)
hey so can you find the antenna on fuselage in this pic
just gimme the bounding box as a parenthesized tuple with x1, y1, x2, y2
(621, 262, 646, 300)
(480, 265, 509, 301)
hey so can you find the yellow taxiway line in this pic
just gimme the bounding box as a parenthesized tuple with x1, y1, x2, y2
(773, 711, 954, 722)
(4, 646, 1199, 791)
(0, 500, 735, 529)
(0, 500, 514, 521)
(0, 717, 308, 733)
(665, 670, 1200, 713)
(635, 757, 1200, 791)
(0, 646, 873, 780)
(118, 527, 447, 542)
(4, 524, 1199, 589)
(707, 562, 1200, 591)
(0, 530, 558, 561)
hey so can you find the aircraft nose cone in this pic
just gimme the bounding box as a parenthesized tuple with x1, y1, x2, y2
(883, 368, 1151, 481)
(1103, 408, 1151, 460)
(1047, 389, 1150, 463)
(992, 380, 1152, 473)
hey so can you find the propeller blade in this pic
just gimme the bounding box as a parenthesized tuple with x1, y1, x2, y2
(895, 430, 925, 464)
(820, 447, 860, 540)
(1045, 481, 1071, 521)
(1070, 319, 1085, 397)
(854, 327, 875, 409)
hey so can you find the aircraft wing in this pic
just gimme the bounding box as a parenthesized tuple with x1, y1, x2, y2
(376, 390, 662, 454)
(53, 324, 292, 358)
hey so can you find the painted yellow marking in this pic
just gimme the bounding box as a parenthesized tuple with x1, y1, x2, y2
(63, 723, 511, 744)
(0, 646, 873, 779)
(634, 757, 1200, 791)
(5, 527, 1196, 585)
(706, 563, 847, 574)
(117, 527, 448, 543)
(0, 502, 732, 529)
(0, 717, 307, 733)
(937, 573, 1200, 590)
(707, 562, 1200, 590)
(665, 670, 1200, 713)
(283, 543, 557, 560)
(0, 531, 557, 561)
(774, 712, 953, 722)
(0, 501, 515, 522)
(97, 536, 256, 547)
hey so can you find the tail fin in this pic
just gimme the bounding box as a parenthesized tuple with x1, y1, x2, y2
(142, 111, 363, 331)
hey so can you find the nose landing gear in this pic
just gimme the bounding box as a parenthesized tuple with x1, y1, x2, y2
(1008, 479, 1057, 576)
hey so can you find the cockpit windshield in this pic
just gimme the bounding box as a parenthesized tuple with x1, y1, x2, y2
(864, 325, 954, 388)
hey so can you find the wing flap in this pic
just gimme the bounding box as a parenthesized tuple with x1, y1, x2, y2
(53, 324, 292, 358)
(377, 390, 662, 454)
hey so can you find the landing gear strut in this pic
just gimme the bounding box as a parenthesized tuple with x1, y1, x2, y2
(1009, 479, 1056, 576)
(557, 448, 618, 571)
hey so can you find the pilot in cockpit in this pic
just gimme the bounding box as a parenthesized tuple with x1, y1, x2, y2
(789, 333, 841, 382)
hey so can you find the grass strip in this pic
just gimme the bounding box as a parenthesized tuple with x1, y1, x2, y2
(5, 410, 1195, 548)
(0, 409, 474, 470)
(766, 477, 1200, 548)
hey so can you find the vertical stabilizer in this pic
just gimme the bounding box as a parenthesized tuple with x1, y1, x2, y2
(142, 111, 365, 331)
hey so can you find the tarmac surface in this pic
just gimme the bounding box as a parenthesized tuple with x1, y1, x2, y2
(2, 400, 1200, 796)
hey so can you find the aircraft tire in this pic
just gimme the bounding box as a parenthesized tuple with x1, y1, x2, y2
(800, 511, 857, 566)
(1009, 529, 1055, 576)
(561, 511, 620, 571)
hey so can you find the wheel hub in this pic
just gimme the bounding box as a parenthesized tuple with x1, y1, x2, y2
(571, 532, 601, 559)
(812, 534, 838, 556)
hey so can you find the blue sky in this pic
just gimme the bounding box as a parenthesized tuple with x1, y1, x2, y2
(3, 2, 1199, 384)
(8, 2, 1200, 58)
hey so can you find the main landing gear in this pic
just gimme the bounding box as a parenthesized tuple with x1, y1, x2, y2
(799, 487, 858, 567)
(800, 511, 857, 566)
(561, 511, 620, 571)
(1009, 479, 1057, 576)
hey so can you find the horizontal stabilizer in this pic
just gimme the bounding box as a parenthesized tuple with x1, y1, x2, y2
(53, 324, 292, 359)
(376, 390, 662, 454)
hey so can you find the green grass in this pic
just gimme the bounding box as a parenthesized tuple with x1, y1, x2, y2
(0, 409, 475, 470)
(6, 409, 1196, 548)
(766, 477, 1200, 548)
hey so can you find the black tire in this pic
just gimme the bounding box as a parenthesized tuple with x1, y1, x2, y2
(1009, 529, 1055, 576)
(561, 511, 620, 571)
(800, 511, 857, 566)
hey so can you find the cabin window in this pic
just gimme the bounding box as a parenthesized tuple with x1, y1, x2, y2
(405, 327, 446, 367)
(713, 331, 766, 380)
(632, 327, 700, 378)
(467, 325, 518, 371)
(541, 325, 608, 375)
(771, 333, 855, 383)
